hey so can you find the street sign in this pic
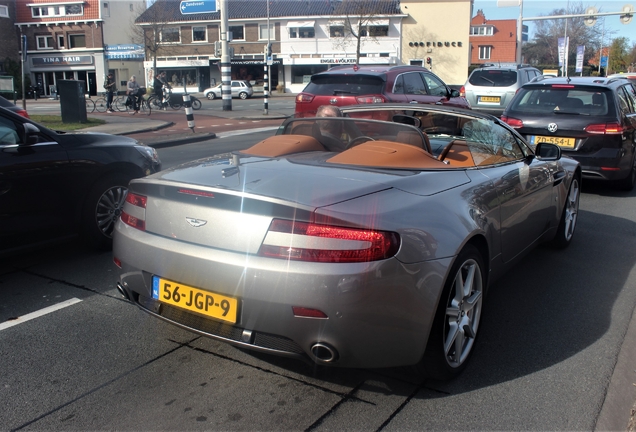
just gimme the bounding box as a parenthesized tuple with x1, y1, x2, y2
(601, 56, 608, 67)
(180, 0, 217, 15)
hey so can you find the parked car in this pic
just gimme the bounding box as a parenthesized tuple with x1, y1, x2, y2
(203, 80, 254, 100)
(294, 65, 470, 117)
(461, 63, 542, 115)
(501, 76, 636, 190)
(606, 72, 636, 83)
(114, 103, 580, 380)
(0, 105, 161, 255)
(0, 95, 29, 118)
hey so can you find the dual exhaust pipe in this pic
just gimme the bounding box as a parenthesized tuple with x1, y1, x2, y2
(310, 342, 338, 363)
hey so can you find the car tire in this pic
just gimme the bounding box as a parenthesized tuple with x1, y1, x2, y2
(550, 176, 580, 249)
(421, 244, 485, 380)
(239, 92, 248, 100)
(83, 173, 132, 249)
(615, 155, 636, 191)
(207, 92, 215, 100)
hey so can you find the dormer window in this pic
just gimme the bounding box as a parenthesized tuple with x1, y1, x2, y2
(30, 2, 84, 18)
(470, 26, 494, 36)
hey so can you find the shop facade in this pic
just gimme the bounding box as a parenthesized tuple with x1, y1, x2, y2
(27, 52, 105, 96)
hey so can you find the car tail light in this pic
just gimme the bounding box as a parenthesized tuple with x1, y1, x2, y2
(551, 84, 575, 88)
(16, 109, 30, 118)
(584, 122, 623, 135)
(356, 95, 386, 104)
(501, 115, 523, 128)
(258, 219, 400, 263)
(121, 192, 147, 231)
(292, 307, 328, 318)
(295, 93, 314, 103)
(459, 86, 465, 97)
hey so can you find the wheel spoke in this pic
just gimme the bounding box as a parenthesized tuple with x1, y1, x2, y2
(462, 263, 475, 298)
(444, 322, 459, 357)
(464, 291, 482, 313)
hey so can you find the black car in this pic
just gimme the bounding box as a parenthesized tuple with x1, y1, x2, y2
(501, 76, 636, 190)
(0, 95, 29, 118)
(0, 105, 161, 254)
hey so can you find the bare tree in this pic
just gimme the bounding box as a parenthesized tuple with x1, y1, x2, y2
(129, 0, 179, 79)
(329, 0, 391, 64)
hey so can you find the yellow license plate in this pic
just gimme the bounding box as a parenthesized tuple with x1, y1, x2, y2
(531, 135, 576, 149)
(479, 96, 500, 103)
(152, 276, 238, 324)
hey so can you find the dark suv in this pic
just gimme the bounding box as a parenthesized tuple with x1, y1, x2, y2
(295, 65, 470, 116)
(502, 76, 636, 190)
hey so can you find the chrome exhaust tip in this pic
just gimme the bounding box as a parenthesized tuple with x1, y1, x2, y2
(116, 282, 130, 300)
(310, 343, 338, 363)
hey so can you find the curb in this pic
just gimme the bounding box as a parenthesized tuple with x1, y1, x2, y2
(141, 132, 217, 148)
(119, 121, 175, 136)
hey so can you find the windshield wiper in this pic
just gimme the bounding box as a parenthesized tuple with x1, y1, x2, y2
(332, 90, 356, 95)
(478, 77, 495, 85)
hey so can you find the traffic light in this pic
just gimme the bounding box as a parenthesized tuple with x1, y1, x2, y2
(266, 43, 272, 57)
(426, 57, 432, 65)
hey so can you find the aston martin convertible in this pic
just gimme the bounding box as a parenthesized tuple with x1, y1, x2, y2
(113, 104, 580, 379)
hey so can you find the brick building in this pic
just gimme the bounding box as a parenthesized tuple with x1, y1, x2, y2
(469, 9, 517, 65)
(0, 0, 19, 73)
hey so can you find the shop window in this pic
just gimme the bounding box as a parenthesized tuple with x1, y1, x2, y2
(291, 65, 327, 84)
(229, 25, 244, 41)
(330, 26, 344, 38)
(161, 27, 180, 43)
(37, 36, 54, 50)
(259, 24, 274, 40)
(0, 5, 9, 18)
(192, 26, 206, 42)
(478, 46, 492, 60)
(69, 34, 86, 49)
(360, 25, 389, 37)
(57, 35, 65, 49)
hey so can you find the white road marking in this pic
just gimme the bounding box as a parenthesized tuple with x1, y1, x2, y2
(0, 298, 82, 331)
(215, 126, 279, 139)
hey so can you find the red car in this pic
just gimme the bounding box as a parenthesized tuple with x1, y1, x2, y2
(0, 95, 29, 118)
(295, 65, 470, 116)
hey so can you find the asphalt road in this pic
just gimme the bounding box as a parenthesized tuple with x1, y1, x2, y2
(1, 130, 636, 431)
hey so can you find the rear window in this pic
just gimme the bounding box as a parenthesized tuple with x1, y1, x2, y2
(509, 87, 610, 116)
(303, 75, 384, 96)
(469, 70, 519, 87)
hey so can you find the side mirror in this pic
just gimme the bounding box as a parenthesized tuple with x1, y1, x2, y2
(21, 122, 40, 145)
(535, 142, 561, 161)
(449, 89, 460, 98)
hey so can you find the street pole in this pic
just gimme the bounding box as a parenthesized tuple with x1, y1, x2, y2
(21, 34, 26, 110)
(263, 0, 269, 115)
(516, 0, 523, 64)
(598, 19, 605, 75)
(564, 0, 569, 77)
(220, 0, 232, 111)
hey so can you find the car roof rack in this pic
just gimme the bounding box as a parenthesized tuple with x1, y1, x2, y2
(477, 62, 532, 69)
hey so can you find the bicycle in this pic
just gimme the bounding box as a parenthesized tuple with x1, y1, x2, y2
(124, 93, 151, 115)
(85, 97, 95, 113)
(93, 92, 110, 113)
(113, 95, 128, 112)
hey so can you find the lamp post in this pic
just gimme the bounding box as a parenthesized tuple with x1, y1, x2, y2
(516, 0, 524, 64)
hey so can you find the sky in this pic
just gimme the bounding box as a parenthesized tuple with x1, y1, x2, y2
(472, 1, 635, 43)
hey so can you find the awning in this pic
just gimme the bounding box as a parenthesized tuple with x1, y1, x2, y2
(286, 21, 315, 28)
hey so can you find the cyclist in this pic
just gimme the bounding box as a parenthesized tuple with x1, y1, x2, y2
(104, 73, 116, 113)
(126, 76, 141, 114)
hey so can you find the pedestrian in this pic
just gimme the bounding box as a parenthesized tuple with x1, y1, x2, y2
(126, 75, 141, 114)
(104, 72, 116, 113)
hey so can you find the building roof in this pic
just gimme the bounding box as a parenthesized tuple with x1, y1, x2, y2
(136, 0, 403, 24)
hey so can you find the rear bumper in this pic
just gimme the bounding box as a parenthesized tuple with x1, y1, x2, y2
(113, 221, 451, 368)
(564, 147, 633, 181)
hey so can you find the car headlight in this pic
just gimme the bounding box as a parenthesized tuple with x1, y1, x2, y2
(135, 145, 160, 163)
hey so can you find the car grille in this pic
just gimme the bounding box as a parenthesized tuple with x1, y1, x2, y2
(137, 295, 305, 354)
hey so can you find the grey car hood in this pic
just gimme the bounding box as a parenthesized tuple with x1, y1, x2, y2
(151, 153, 471, 208)
(56, 131, 140, 147)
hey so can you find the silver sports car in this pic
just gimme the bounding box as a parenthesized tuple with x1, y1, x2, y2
(113, 104, 580, 380)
